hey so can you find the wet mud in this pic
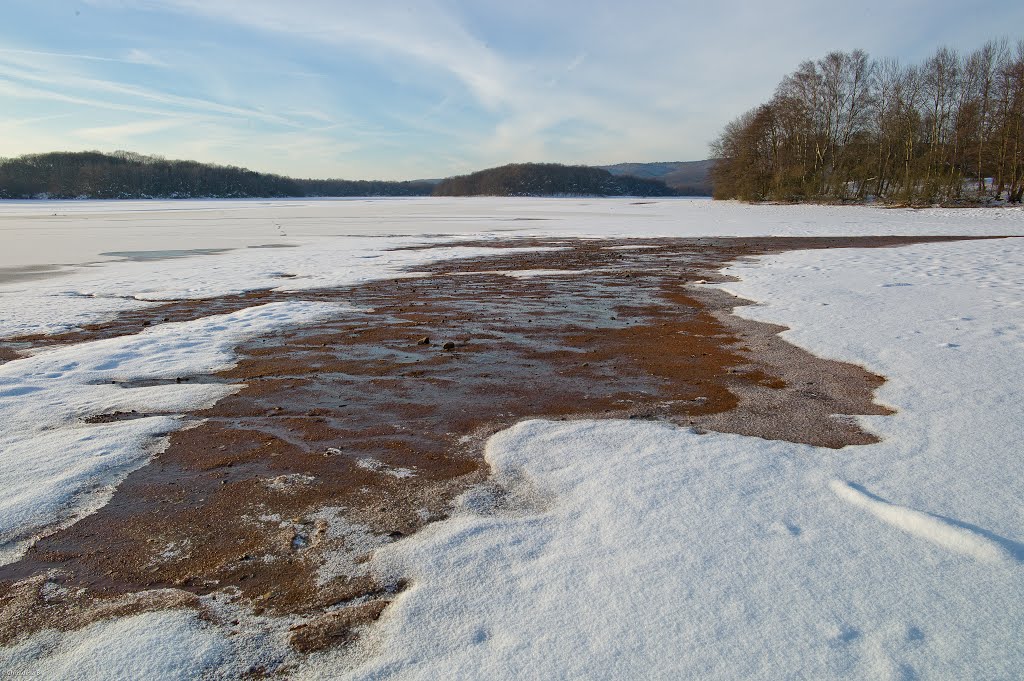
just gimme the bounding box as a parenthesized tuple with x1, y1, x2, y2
(0, 234, 998, 658)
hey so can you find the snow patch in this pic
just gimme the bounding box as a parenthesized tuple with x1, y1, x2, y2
(0, 301, 341, 564)
(355, 458, 415, 479)
(0, 610, 228, 680)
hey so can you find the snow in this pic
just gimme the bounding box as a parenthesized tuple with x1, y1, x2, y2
(0, 301, 341, 564)
(2, 198, 1022, 337)
(0, 199, 1023, 678)
(0, 239, 558, 338)
(2, 198, 1021, 273)
(356, 458, 416, 479)
(829, 480, 1014, 565)
(0, 610, 228, 681)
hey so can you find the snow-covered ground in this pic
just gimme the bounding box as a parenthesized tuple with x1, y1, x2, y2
(2, 197, 1022, 338)
(322, 237, 1024, 680)
(3, 197, 1024, 269)
(0, 199, 1022, 679)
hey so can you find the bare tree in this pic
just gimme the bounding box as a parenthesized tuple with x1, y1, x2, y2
(711, 38, 1024, 205)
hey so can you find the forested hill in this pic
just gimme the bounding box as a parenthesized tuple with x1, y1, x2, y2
(600, 160, 714, 195)
(0, 152, 435, 199)
(432, 163, 678, 197)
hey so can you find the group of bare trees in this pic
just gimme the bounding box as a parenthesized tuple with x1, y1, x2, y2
(711, 39, 1024, 204)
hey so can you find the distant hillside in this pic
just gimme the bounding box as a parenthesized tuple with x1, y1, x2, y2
(0, 151, 435, 199)
(433, 163, 677, 197)
(600, 160, 715, 196)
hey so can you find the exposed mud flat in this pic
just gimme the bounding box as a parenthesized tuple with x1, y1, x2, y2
(0, 235, 995, 665)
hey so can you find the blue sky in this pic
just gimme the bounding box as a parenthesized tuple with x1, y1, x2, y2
(2, 1, 1021, 179)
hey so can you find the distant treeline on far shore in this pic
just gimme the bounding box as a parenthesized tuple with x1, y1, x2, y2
(0, 152, 688, 200)
(432, 163, 678, 197)
(712, 38, 1024, 204)
(0, 151, 436, 200)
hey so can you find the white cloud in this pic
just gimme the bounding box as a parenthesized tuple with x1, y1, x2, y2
(10, 0, 1024, 176)
(75, 118, 189, 141)
(122, 49, 167, 67)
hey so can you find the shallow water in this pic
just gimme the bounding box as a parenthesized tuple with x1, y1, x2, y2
(0, 264, 69, 285)
(99, 248, 232, 261)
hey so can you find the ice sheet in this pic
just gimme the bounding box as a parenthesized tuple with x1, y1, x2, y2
(2, 198, 1022, 337)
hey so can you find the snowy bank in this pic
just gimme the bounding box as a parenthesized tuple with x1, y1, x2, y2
(303, 236, 1024, 680)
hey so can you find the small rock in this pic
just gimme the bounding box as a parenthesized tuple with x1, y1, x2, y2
(417, 336, 430, 345)
(442, 341, 456, 350)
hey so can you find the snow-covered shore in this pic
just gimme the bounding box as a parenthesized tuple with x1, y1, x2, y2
(320, 236, 1024, 680)
(0, 199, 1022, 679)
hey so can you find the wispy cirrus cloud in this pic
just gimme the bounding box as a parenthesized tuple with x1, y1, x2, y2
(0, 47, 165, 66)
(0, 56, 299, 127)
(75, 118, 190, 141)
(3, 0, 1023, 178)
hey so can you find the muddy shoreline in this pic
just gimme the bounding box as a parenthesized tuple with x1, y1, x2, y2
(0, 234, 999, 664)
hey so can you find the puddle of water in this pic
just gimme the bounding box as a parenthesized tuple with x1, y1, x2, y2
(99, 248, 232, 261)
(0, 264, 70, 285)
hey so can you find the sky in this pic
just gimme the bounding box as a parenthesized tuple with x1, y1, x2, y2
(1, 1, 1022, 180)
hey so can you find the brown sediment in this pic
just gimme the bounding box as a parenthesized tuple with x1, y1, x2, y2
(0, 234, 1003, 659)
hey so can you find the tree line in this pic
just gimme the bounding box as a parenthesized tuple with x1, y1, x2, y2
(711, 39, 1024, 204)
(432, 163, 678, 197)
(0, 151, 435, 199)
